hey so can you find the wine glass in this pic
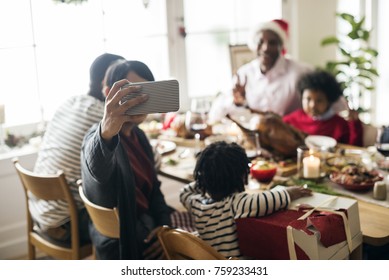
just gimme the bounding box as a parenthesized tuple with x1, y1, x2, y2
(0, 104, 10, 153)
(376, 129, 389, 185)
(185, 98, 211, 155)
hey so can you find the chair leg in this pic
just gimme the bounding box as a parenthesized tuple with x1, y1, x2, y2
(91, 246, 97, 260)
(28, 243, 36, 260)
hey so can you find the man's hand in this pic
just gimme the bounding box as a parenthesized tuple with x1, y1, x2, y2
(232, 74, 247, 106)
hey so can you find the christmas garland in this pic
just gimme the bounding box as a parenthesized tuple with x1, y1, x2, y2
(52, 0, 88, 4)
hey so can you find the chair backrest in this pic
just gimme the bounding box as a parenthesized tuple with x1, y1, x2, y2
(12, 157, 92, 260)
(78, 185, 120, 239)
(157, 226, 229, 260)
(229, 44, 256, 75)
(362, 123, 379, 147)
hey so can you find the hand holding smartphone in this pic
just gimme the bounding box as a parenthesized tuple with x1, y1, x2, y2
(121, 79, 180, 115)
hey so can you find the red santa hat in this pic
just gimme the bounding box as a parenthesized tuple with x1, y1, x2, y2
(248, 19, 289, 54)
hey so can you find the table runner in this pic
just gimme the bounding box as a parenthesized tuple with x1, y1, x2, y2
(330, 181, 389, 208)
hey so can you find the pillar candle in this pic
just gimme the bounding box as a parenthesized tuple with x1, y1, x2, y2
(303, 155, 320, 178)
(0, 104, 5, 124)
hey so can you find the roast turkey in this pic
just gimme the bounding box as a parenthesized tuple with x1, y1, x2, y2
(227, 111, 307, 158)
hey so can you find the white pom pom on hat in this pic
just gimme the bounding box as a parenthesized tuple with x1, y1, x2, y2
(247, 19, 289, 53)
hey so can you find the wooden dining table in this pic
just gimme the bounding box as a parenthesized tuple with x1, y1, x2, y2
(156, 135, 389, 252)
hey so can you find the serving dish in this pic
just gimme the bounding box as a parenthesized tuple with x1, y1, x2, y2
(329, 165, 383, 191)
(150, 139, 177, 155)
(305, 135, 337, 150)
(326, 156, 361, 171)
(250, 161, 277, 183)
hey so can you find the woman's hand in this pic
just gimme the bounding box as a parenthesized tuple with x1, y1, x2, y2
(232, 74, 247, 106)
(143, 227, 165, 260)
(100, 79, 149, 144)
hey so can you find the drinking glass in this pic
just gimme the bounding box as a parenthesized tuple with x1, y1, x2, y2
(376, 129, 389, 185)
(0, 105, 10, 153)
(185, 98, 211, 156)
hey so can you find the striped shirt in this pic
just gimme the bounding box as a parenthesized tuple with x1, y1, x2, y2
(180, 183, 290, 259)
(32, 95, 104, 229)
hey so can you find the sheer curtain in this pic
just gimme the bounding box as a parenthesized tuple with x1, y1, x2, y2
(0, 0, 169, 126)
(0, 0, 282, 127)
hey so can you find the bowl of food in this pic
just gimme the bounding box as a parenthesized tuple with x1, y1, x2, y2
(250, 160, 277, 183)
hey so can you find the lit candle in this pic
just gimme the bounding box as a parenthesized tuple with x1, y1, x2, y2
(0, 104, 4, 124)
(303, 154, 320, 178)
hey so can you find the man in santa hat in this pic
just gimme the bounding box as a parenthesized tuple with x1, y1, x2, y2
(209, 19, 312, 123)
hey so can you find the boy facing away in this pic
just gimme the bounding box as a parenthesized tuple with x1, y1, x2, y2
(180, 141, 312, 259)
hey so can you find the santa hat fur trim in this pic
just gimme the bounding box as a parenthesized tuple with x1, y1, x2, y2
(247, 20, 288, 52)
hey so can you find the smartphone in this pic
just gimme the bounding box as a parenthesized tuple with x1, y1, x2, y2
(121, 79, 180, 115)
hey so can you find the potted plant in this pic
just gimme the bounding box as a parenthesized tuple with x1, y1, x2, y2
(321, 13, 379, 113)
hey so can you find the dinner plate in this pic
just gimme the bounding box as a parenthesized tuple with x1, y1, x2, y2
(305, 135, 337, 150)
(204, 135, 238, 146)
(150, 139, 177, 155)
(326, 156, 361, 169)
(329, 172, 384, 191)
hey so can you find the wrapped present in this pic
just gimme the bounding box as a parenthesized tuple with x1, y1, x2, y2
(236, 192, 362, 260)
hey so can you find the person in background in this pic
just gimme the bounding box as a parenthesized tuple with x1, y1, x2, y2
(32, 53, 124, 244)
(283, 69, 363, 146)
(208, 19, 313, 123)
(81, 60, 173, 260)
(180, 141, 312, 259)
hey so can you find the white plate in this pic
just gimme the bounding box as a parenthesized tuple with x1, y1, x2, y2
(305, 135, 337, 150)
(204, 135, 238, 146)
(150, 140, 177, 155)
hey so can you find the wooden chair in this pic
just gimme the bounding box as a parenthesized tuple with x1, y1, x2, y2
(12, 158, 93, 260)
(157, 225, 234, 260)
(78, 184, 120, 239)
(229, 44, 256, 75)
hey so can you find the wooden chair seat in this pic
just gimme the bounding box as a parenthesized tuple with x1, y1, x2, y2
(78, 184, 120, 239)
(13, 158, 93, 260)
(157, 225, 236, 260)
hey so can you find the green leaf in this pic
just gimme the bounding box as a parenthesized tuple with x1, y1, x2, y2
(362, 48, 379, 57)
(348, 30, 359, 40)
(339, 13, 355, 25)
(339, 47, 350, 56)
(359, 72, 375, 79)
(361, 68, 379, 76)
(352, 56, 368, 64)
(362, 30, 370, 41)
(355, 16, 366, 31)
(321, 37, 340, 46)
(291, 179, 346, 197)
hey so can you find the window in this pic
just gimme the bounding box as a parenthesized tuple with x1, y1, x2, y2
(183, 0, 281, 98)
(0, 0, 282, 128)
(0, 0, 169, 127)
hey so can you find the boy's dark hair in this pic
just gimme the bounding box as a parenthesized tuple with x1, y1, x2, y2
(193, 141, 250, 201)
(297, 69, 343, 104)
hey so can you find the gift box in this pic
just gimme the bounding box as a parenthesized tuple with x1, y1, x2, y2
(236, 191, 362, 260)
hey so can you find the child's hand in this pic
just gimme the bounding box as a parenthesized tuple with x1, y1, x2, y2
(286, 186, 312, 201)
(348, 109, 360, 121)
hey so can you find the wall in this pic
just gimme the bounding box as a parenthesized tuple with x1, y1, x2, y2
(0, 149, 37, 259)
(283, 0, 337, 67)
